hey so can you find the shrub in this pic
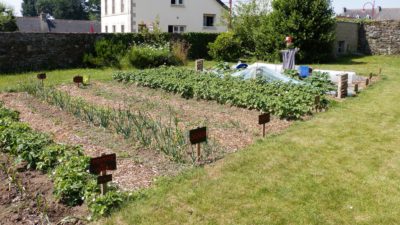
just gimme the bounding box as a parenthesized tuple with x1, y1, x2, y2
(84, 39, 127, 67)
(127, 44, 181, 69)
(208, 32, 242, 62)
(171, 40, 191, 66)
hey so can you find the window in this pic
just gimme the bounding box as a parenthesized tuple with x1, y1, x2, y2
(105, 25, 108, 33)
(113, 25, 116, 33)
(121, 0, 124, 12)
(168, 25, 186, 33)
(203, 14, 215, 27)
(105, 0, 108, 15)
(338, 41, 345, 53)
(112, 0, 115, 14)
(171, 0, 184, 6)
(121, 25, 125, 33)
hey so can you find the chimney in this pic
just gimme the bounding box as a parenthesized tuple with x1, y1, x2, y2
(343, 7, 347, 13)
(378, 6, 382, 12)
(39, 12, 49, 32)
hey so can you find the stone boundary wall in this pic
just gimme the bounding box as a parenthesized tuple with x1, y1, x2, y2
(0, 33, 103, 73)
(359, 20, 400, 55)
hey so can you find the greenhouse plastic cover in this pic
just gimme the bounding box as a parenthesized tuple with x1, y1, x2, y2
(231, 63, 303, 84)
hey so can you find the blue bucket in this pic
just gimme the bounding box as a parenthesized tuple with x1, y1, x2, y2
(299, 66, 309, 78)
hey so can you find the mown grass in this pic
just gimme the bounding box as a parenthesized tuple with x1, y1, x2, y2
(92, 55, 400, 225)
(0, 68, 114, 92)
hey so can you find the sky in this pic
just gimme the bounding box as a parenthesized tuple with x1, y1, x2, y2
(2, 0, 400, 16)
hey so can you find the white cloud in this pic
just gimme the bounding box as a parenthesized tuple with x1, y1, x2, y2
(1, 0, 22, 16)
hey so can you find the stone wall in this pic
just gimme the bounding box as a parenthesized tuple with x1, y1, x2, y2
(0, 33, 102, 73)
(359, 20, 400, 55)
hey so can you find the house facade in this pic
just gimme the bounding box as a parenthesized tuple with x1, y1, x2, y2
(101, 0, 228, 33)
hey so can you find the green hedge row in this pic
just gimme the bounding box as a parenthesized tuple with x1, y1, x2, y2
(97, 32, 219, 59)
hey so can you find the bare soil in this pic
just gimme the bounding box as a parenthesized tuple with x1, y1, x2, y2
(0, 154, 87, 225)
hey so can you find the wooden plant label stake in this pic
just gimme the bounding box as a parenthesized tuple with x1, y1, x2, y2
(189, 127, 207, 162)
(195, 59, 204, 72)
(354, 83, 359, 93)
(337, 73, 348, 99)
(314, 96, 321, 113)
(37, 73, 46, 86)
(366, 78, 370, 87)
(258, 113, 271, 138)
(89, 153, 117, 195)
(73, 75, 84, 88)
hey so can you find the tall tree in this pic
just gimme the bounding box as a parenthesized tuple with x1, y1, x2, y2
(22, 0, 100, 20)
(0, 3, 18, 32)
(22, 0, 38, 17)
(36, 0, 88, 20)
(264, 0, 336, 63)
(85, 0, 100, 21)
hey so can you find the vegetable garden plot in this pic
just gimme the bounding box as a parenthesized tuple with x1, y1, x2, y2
(56, 81, 292, 155)
(112, 67, 329, 119)
(0, 93, 182, 191)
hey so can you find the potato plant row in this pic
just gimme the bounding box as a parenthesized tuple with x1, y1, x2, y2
(0, 102, 128, 219)
(112, 67, 327, 119)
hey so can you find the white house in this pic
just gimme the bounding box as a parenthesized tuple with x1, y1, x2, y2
(101, 0, 228, 33)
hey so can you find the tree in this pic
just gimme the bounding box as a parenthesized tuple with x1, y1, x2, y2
(21, 0, 100, 20)
(264, 0, 336, 63)
(85, 0, 100, 20)
(231, 0, 270, 56)
(22, 0, 38, 17)
(36, 0, 88, 20)
(0, 3, 18, 32)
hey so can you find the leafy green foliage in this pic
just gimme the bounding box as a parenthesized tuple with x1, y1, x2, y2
(264, 0, 336, 62)
(0, 102, 128, 216)
(52, 150, 92, 206)
(84, 39, 127, 68)
(35, 0, 88, 20)
(208, 32, 242, 62)
(112, 67, 326, 119)
(87, 190, 129, 218)
(127, 44, 182, 69)
(22, 0, 38, 17)
(0, 3, 18, 32)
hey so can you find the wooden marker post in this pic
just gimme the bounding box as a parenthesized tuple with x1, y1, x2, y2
(314, 96, 321, 113)
(73, 75, 84, 88)
(37, 73, 46, 87)
(89, 153, 117, 195)
(337, 73, 348, 99)
(195, 59, 204, 72)
(189, 127, 207, 162)
(366, 78, 370, 87)
(354, 83, 359, 93)
(369, 73, 373, 80)
(258, 113, 271, 138)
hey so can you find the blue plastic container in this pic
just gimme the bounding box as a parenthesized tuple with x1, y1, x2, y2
(299, 66, 309, 78)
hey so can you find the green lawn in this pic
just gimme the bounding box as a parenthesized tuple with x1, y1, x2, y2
(94, 55, 400, 225)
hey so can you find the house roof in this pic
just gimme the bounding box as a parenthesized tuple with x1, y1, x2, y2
(16, 17, 101, 33)
(215, 0, 229, 10)
(338, 8, 400, 21)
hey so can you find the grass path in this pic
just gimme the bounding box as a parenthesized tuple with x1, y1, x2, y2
(99, 56, 400, 225)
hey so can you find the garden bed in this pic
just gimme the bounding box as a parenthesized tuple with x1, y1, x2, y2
(0, 93, 183, 191)
(0, 154, 87, 225)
